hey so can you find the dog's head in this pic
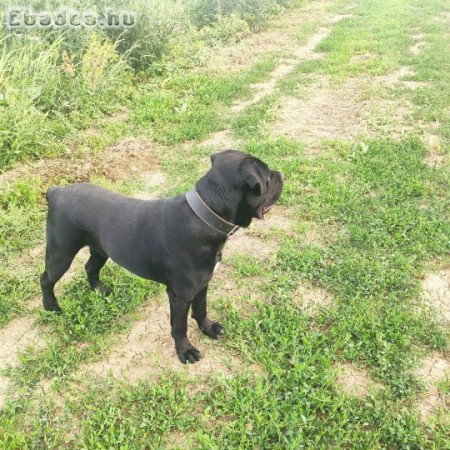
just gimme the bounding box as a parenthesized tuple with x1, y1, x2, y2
(197, 150, 284, 228)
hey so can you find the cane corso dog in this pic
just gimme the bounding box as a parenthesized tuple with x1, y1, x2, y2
(40, 150, 283, 363)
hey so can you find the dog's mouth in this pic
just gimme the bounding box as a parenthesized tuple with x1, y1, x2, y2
(255, 205, 273, 219)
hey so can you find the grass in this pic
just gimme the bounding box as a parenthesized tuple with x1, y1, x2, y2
(7, 265, 162, 388)
(0, 33, 131, 169)
(232, 95, 279, 139)
(0, 0, 449, 448)
(0, 179, 46, 323)
(0, 375, 196, 449)
(131, 58, 278, 144)
(0, 0, 299, 170)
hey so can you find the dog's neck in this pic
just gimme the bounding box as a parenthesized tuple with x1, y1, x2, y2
(195, 177, 240, 225)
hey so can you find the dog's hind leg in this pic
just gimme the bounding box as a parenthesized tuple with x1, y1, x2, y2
(40, 245, 78, 312)
(85, 247, 111, 295)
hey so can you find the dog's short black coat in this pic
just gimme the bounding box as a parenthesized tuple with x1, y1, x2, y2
(41, 150, 283, 363)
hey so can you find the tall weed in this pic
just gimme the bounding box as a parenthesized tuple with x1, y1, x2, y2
(0, 33, 130, 169)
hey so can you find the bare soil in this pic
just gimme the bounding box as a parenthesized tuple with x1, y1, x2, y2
(198, 130, 237, 149)
(294, 283, 334, 311)
(415, 352, 450, 421)
(79, 299, 247, 383)
(273, 76, 362, 144)
(224, 207, 294, 260)
(0, 136, 158, 187)
(421, 269, 450, 323)
(335, 363, 381, 398)
(410, 41, 427, 55)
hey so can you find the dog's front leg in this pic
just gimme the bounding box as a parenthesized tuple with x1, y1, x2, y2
(167, 288, 201, 364)
(192, 286, 225, 339)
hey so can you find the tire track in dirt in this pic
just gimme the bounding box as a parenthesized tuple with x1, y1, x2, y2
(200, 0, 336, 75)
(230, 14, 353, 114)
(201, 11, 353, 150)
(262, 20, 440, 152)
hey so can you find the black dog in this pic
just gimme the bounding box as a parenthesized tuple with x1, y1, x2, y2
(40, 150, 283, 363)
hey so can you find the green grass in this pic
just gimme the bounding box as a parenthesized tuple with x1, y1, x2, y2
(0, 267, 40, 327)
(0, 179, 46, 323)
(131, 58, 278, 144)
(0, 33, 131, 170)
(0, 375, 196, 449)
(318, 0, 446, 77)
(232, 95, 279, 139)
(278, 138, 448, 388)
(0, 179, 45, 258)
(231, 254, 265, 277)
(0, 0, 449, 447)
(7, 264, 162, 388)
(197, 305, 435, 449)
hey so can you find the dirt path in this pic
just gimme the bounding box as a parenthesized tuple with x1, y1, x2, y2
(202, 10, 355, 149)
(200, 0, 336, 74)
(229, 22, 341, 114)
(200, 8, 437, 159)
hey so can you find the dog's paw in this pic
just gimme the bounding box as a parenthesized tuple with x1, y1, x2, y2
(92, 282, 112, 296)
(202, 321, 225, 340)
(177, 344, 201, 364)
(43, 299, 62, 313)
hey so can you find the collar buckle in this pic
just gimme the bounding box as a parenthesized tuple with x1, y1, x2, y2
(227, 225, 240, 237)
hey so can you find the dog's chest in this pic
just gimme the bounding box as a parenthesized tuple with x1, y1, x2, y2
(213, 245, 224, 275)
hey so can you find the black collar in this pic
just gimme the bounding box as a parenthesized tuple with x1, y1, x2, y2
(186, 189, 240, 237)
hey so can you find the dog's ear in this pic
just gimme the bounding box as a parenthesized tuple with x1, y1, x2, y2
(210, 152, 219, 165)
(237, 160, 268, 196)
(210, 150, 242, 165)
